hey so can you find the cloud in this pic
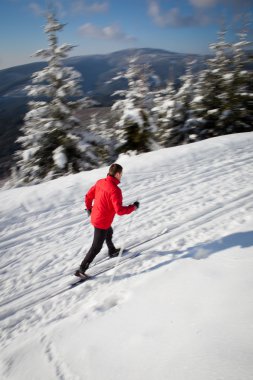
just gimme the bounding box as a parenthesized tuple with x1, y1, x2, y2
(189, 0, 219, 8)
(29, 1, 108, 18)
(29, 1, 66, 18)
(190, 0, 251, 8)
(148, 0, 252, 28)
(29, 2, 44, 16)
(148, 1, 210, 27)
(189, 0, 253, 28)
(79, 23, 136, 41)
(72, 1, 108, 13)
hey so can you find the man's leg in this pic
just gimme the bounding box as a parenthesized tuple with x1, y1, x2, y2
(106, 226, 115, 253)
(106, 227, 120, 257)
(80, 227, 107, 272)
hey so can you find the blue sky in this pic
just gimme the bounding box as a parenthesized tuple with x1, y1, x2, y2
(0, 0, 252, 69)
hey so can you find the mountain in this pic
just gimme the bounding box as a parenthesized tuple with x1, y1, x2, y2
(1, 133, 253, 380)
(0, 48, 206, 181)
(0, 48, 205, 98)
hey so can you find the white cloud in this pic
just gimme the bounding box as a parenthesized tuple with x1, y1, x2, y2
(148, 1, 210, 27)
(189, 0, 218, 8)
(189, 0, 251, 8)
(189, 0, 253, 28)
(72, 1, 108, 13)
(79, 23, 136, 41)
(29, 2, 44, 16)
(29, 1, 66, 18)
(148, 0, 252, 28)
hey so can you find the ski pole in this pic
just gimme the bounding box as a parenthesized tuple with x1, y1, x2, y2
(109, 210, 135, 285)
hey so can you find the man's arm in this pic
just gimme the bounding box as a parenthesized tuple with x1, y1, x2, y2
(111, 189, 136, 215)
(85, 184, 96, 211)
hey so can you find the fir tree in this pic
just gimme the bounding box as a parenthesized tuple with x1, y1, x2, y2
(188, 30, 231, 139)
(227, 27, 253, 132)
(85, 113, 114, 166)
(189, 28, 253, 139)
(152, 81, 177, 146)
(162, 60, 197, 146)
(15, 12, 94, 184)
(111, 57, 156, 154)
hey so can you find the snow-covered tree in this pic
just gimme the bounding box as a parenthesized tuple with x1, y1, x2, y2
(226, 27, 253, 132)
(152, 81, 177, 146)
(85, 113, 115, 166)
(189, 28, 253, 139)
(191, 29, 234, 138)
(111, 57, 156, 154)
(15, 12, 94, 184)
(159, 60, 198, 147)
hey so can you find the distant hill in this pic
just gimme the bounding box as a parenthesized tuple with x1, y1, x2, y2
(1, 48, 207, 181)
(0, 48, 206, 99)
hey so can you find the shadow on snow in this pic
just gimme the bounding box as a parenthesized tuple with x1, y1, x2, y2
(113, 231, 253, 281)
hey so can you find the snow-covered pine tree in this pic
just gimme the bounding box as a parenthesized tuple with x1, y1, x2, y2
(191, 26, 252, 140)
(15, 12, 94, 184)
(163, 60, 197, 146)
(151, 81, 177, 147)
(189, 30, 232, 139)
(111, 57, 156, 154)
(189, 27, 252, 139)
(226, 27, 253, 133)
(85, 113, 114, 166)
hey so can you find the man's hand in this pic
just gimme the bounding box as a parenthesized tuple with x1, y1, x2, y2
(133, 201, 140, 210)
(86, 209, 92, 216)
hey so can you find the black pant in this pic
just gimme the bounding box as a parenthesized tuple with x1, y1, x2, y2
(80, 226, 116, 271)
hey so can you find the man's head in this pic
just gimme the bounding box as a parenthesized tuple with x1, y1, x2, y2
(108, 163, 123, 181)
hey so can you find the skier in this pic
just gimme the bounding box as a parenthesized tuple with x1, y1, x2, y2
(75, 163, 139, 278)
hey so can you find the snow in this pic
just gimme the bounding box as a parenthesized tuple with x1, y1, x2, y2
(192, 95, 203, 103)
(1, 133, 253, 380)
(223, 73, 234, 80)
(207, 108, 219, 115)
(119, 107, 144, 128)
(53, 146, 67, 169)
(22, 147, 38, 162)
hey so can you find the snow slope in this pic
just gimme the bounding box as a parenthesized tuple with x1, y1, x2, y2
(0, 133, 253, 380)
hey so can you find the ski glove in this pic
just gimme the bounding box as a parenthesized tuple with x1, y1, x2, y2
(86, 209, 92, 216)
(133, 201, 140, 209)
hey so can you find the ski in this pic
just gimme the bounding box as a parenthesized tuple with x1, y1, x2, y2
(69, 251, 141, 288)
(89, 228, 171, 269)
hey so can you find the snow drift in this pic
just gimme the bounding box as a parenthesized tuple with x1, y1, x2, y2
(0, 133, 253, 380)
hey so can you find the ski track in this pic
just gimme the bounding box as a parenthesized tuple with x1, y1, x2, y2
(0, 136, 253, 349)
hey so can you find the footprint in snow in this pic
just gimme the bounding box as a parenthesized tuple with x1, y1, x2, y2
(90, 291, 128, 315)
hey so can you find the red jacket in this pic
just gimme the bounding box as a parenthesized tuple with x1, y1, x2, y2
(85, 175, 135, 229)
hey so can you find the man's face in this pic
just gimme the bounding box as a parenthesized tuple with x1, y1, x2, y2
(115, 171, 123, 181)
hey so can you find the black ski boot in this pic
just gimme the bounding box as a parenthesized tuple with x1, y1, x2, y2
(108, 248, 121, 258)
(74, 269, 89, 279)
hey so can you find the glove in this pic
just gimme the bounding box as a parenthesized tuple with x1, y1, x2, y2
(86, 209, 92, 216)
(133, 201, 140, 209)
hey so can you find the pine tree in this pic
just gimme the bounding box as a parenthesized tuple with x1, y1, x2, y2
(15, 12, 94, 184)
(85, 113, 114, 166)
(227, 27, 253, 132)
(111, 57, 156, 154)
(187, 30, 231, 139)
(162, 60, 197, 146)
(189, 27, 253, 139)
(152, 81, 177, 146)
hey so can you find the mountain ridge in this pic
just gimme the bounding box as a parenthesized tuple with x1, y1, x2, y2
(0, 47, 205, 98)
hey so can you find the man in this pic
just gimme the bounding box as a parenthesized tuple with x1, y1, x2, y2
(75, 163, 139, 278)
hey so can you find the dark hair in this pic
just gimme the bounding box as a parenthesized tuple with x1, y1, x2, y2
(108, 163, 123, 177)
